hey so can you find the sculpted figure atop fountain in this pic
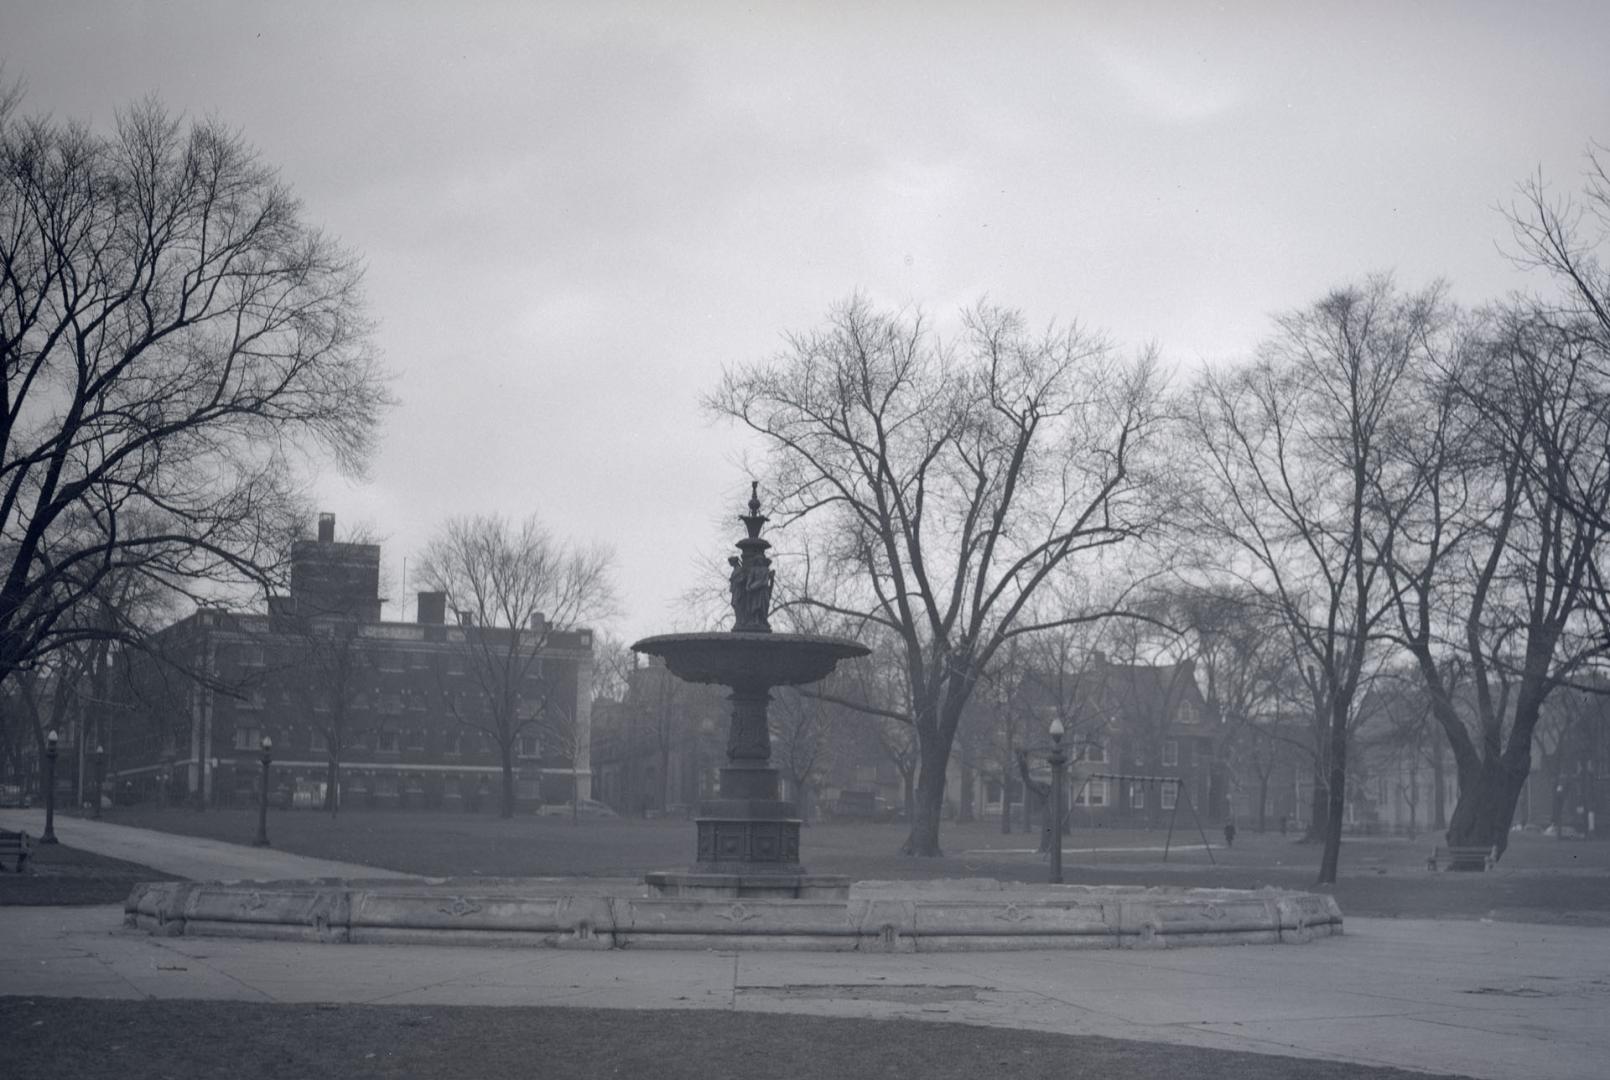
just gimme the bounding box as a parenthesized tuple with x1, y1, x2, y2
(730, 481, 775, 633)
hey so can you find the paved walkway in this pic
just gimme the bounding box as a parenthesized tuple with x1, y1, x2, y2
(0, 810, 411, 881)
(2, 814, 1606, 1079)
(2, 907, 1604, 1079)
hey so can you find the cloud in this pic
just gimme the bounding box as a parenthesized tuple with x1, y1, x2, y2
(1096, 42, 1243, 123)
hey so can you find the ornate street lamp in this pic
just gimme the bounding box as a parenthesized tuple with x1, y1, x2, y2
(42, 729, 60, 844)
(93, 744, 106, 821)
(1048, 717, 1066, 884)
(253, 736, 273, 848)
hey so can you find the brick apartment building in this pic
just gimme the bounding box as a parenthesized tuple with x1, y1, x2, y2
(109, 514, 595, 811)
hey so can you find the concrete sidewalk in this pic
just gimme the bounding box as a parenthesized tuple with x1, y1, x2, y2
(0, 810, 410, 882)
(1, 904, 1604, 1080)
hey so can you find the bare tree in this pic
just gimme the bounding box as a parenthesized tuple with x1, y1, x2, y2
(709, 296, 1166, 855)
(416, 514, 614, 818)
(589, 631, 635, 706)
(769, 685, 843, 823)
(1184, 277, 1440, 883)
(286, 618, 373, 816)
(0, 95, 389, 685)
(1383, 306, 1610, 856)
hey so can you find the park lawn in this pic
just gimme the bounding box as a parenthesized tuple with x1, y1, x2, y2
(92, 807, 1610, 923)
(0, 998, 1474, 1080)
(0, 841, 179, 906)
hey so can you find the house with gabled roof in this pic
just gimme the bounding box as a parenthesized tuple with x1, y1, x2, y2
(1016, 650, 1228, 827)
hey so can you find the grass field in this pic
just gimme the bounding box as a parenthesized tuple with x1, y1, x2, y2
(85, 805, 1610, 923)
(0, 840, 181, 905)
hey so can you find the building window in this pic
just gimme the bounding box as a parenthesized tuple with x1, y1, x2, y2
(1075, 779, 1107, 807)
(1130, 785, 1145, 810)
(376, 730, 398, 753)
(1077, 742, 1106, 764)
(518, 735, 539, 758)
(1161, 781, 1178, 810)
(405, 729, 426, 751)
(310, 728, 328, 752)
(443, 731, 460, 755)
(233, 726, 262, 751)
(1162, 740, 1178, 767)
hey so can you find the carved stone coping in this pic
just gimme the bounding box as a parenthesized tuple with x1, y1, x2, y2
(123, 879, 1341, 951)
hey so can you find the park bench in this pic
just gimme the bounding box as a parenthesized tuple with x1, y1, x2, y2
(0, 828, 31, 872)
(1427, 844, 1496, 871)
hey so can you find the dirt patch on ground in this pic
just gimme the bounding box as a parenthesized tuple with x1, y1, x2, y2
(1, 997, 1477, 1080)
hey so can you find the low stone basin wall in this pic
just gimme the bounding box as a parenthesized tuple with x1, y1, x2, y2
(124, 878, 1341, 952)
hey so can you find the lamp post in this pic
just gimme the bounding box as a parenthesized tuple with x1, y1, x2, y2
(93, 745, 106, 820)
(253, 736, 273, 847)
(1048, 717, 1066, 884)
(42, 729, 60, 844)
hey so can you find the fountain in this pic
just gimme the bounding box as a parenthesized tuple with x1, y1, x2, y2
(632, 483, 869, 899)
(122, 483, 1343, 951)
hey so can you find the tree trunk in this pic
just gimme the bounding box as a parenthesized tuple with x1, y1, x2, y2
(999, 771, 1013, 834)
(1317, 707, 1348, 884)
(1405, 757, 1419, 838)
(499, 744, 516, 818)
(324, 756, 341, 817)
(1432, 746, 1447, 829)
(958, 760, 976, 823)
(901, 736, 949, 856)
(1304, 763, 1328, 843)
(1256, 771, 1270, 833)
(659, 745, 671, 812)
(1445, 754, 1528, 857)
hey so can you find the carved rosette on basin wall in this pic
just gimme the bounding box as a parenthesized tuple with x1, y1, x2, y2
(633, 484, 869, 899)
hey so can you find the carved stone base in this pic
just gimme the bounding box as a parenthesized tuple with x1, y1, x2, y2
(642, 870, 851, 900)
(694, 812, 801, 866)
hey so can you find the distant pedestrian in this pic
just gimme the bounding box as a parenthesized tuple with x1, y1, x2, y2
(1223, 821, 1237, 848)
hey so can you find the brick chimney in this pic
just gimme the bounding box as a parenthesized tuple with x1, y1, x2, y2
(416, 591, 446, 625)
(317, 512, 335, 543)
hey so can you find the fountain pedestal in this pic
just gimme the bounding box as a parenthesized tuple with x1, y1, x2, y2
(631, 636, 869, 900)
(646, 739, 845, 899)
(634, 487, 870, 900)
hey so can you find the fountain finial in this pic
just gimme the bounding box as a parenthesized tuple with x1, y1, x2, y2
(728, 482, 775, 632)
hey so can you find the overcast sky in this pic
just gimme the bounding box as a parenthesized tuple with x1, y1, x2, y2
(5, 1, 1609, 643)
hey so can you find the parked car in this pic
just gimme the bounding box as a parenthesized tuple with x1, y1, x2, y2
(535, 798, 619, 819)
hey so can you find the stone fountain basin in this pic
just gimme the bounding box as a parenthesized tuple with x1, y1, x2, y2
(123, 877, 1341, 951)
(631, 632, 870, 687)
